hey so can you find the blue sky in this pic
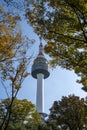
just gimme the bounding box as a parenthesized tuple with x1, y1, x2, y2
(0, 2, 87, 114)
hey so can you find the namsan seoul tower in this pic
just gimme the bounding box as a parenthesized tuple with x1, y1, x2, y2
(31, 40, 50, 114)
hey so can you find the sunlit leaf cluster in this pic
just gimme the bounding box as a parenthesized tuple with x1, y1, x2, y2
(0, 98, 41, 129)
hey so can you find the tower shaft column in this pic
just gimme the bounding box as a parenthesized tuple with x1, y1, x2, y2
(37, 73, 44, 113)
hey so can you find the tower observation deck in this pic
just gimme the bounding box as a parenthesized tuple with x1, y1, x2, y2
(31, 41, 50, 113)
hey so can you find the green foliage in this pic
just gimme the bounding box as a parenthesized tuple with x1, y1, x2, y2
(25, 0, 87, 89)
(25, 122, 52, 130)
(0, 98, 41, 129)
(47, 95, 87, 130)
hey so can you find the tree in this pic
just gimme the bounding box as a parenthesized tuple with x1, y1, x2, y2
(25, 0, 87, 90)
(0, 56, 31, 130)
(0, 97, 52, 130)
(0, 7, 33, 130)
(0, 98, 41, 130)
(25, 122, 52, 130)
(0, 6, 32, 79)
(0, 7, 20, 62)
(47, 95, 87, 130)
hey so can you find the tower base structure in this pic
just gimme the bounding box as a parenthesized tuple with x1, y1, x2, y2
(39, 112, 48, 124)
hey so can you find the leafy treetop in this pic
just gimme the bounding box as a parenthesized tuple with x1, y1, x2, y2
(25, 0, 87, 90)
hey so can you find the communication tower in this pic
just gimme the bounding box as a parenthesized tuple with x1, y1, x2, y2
(31, 41, 50, 114)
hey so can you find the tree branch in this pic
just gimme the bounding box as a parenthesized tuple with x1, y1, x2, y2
(48, 30, 86, 43)
(64, 0, 87, 43)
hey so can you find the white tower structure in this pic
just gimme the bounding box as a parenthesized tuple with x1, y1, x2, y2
(31, 41, 50, 114)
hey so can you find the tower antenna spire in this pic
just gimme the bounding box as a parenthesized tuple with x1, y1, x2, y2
(39, 36, 44, 56)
